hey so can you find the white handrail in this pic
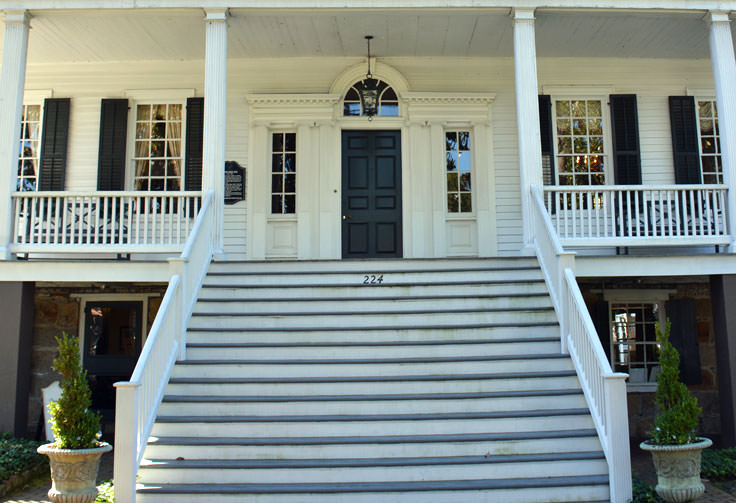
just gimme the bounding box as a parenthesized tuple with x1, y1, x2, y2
(542, 185, 729, 246)
(113, 189, 215, 503)
(531, 184, 632, 503)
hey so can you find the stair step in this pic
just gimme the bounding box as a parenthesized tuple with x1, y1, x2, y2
(193, 295, 552, 313)
(198, 281, 549, 299)
(151, 409, 594, 437)
(186, 324, 560, 343)
(184, 339, 561, 359)
(138, 459, 608, 484)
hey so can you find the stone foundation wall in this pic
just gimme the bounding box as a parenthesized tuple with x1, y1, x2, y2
(578, 277, 720, 441)
(28, 282, 166, 437)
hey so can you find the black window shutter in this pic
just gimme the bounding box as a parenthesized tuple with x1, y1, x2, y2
(539, 95, 555, 186)
(97, 99, 128, 191)
(610, 94, 642, 185)
(665, 298, 702, 385)
(38, 98, 71, 191)
(668, 96, 701, 184)
(592, 301, 612, 364)
(185, 97, 204, 192)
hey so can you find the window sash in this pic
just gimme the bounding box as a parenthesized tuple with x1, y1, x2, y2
(445, 130, 473, 214)
(551, 97, 609, 186)
(18, 104, 42, 192)
(271, 132, 296, 215)
(695, 98, 723, 185)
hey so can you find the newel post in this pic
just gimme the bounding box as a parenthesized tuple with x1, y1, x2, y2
(604, 373, 632, 503)
(113, 381, 140, 503)
(0, 10, 30, 260)
(707, 11, 736, 252)
(168, 260, 187, 360)
(557, 254, 576, 354)
(203, 8, 228, 254)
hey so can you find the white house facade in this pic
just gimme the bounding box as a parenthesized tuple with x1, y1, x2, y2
(3, 1, 736, 502)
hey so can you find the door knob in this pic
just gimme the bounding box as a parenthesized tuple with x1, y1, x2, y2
(343, 215, 351, 220)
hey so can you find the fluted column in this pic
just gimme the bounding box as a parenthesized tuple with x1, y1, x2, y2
(512, 8, 543, 253)
(0, 11, 30, 260)
(707, 11, 736, 252)
(203, 8, 228, 253)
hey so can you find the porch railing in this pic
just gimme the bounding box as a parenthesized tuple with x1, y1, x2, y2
(542, 185, 730, 247)
(531, 184, 632, 503)
(11, 191, 201, 254)
(113, 190, 215, 503)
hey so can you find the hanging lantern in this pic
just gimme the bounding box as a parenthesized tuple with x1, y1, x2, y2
(358, 36, 379, 118)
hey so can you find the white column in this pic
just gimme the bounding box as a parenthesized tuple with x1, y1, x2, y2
(203, 8, 228, 254)
(707, 11, 736, 252)
(512, 8, 543, 254)
(0, 10, 30, 260)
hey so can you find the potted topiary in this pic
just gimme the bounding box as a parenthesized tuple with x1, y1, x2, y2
(640, 320, 712, 503)
(37, 333, 112, 503)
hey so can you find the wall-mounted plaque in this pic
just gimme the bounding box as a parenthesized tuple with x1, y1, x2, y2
(224, 161, 245, 205)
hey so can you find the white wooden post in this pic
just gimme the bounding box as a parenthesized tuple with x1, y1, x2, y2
(203, 8, 228, 254)
(0, 10, 30, 260)
(604, 373, 632, 503)
(113, 381, 140, 503)
(167, 258, 187, 360)
(512, 8, 544, 254)
(558, 253, 576, 354)
(707, 11, 736, 252)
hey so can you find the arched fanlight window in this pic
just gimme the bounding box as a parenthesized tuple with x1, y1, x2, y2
(343, 79, 399, 117)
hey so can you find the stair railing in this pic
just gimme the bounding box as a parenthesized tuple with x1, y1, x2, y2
(531, 184, 632, 503)
(113, 189, 215, 503)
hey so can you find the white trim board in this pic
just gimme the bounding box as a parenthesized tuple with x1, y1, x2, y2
(576, 254, 736, 277)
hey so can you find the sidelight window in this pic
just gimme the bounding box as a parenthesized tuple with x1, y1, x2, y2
(271, 132, 296, 214)
(446, 131, 472, 213)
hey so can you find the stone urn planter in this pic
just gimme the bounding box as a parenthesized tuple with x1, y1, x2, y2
(37, 442, 112, 503)
(640, 438, 712, 502)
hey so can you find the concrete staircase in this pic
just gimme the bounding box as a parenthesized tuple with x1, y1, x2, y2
(136, 258, 610, 502)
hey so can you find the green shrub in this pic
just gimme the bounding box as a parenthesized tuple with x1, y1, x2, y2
(701, 447, 736, 480)
(0, 433, 47, 483)
(48, 333, 102, 449)
(95, 479, 114, 502)
(631, 474, 664, 502)
(649, 320, 701, 445)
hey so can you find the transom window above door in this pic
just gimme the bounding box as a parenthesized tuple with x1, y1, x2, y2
(553, 99, 607, 186)
(134, 103, 184, 191)
(343, 79, 399, 117)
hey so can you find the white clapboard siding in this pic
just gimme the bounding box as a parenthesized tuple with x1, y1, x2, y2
(22, 56, 715, 257)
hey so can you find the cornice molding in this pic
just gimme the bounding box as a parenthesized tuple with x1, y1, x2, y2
(246, 93, 341, 106)
(402, 92, 496, 105)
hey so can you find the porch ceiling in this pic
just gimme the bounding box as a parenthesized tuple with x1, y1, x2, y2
(0, 8, 722, 63)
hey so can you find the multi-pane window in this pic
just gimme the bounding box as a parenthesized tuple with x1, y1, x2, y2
(271, 132, 296, 214)
(554, 99, 606, 185)
(134, 104, 183, 191)
(610, 302, 661, 384)
(18, 104, 41, 191)
(343, 80, 399, 117)
(696, 99, 722, 184)
(446, 131, 472, 213)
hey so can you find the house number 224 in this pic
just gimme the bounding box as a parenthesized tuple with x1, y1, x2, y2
(363, 275, 384, 285)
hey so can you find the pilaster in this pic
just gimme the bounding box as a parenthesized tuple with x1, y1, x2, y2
(707, 11, 736, 252)
(0, 10, 30, 260)
(512, 8, 543, 254)
(203, 8, 228, 253)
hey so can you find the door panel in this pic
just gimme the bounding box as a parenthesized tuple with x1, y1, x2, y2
(342, 131, 402, 258)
